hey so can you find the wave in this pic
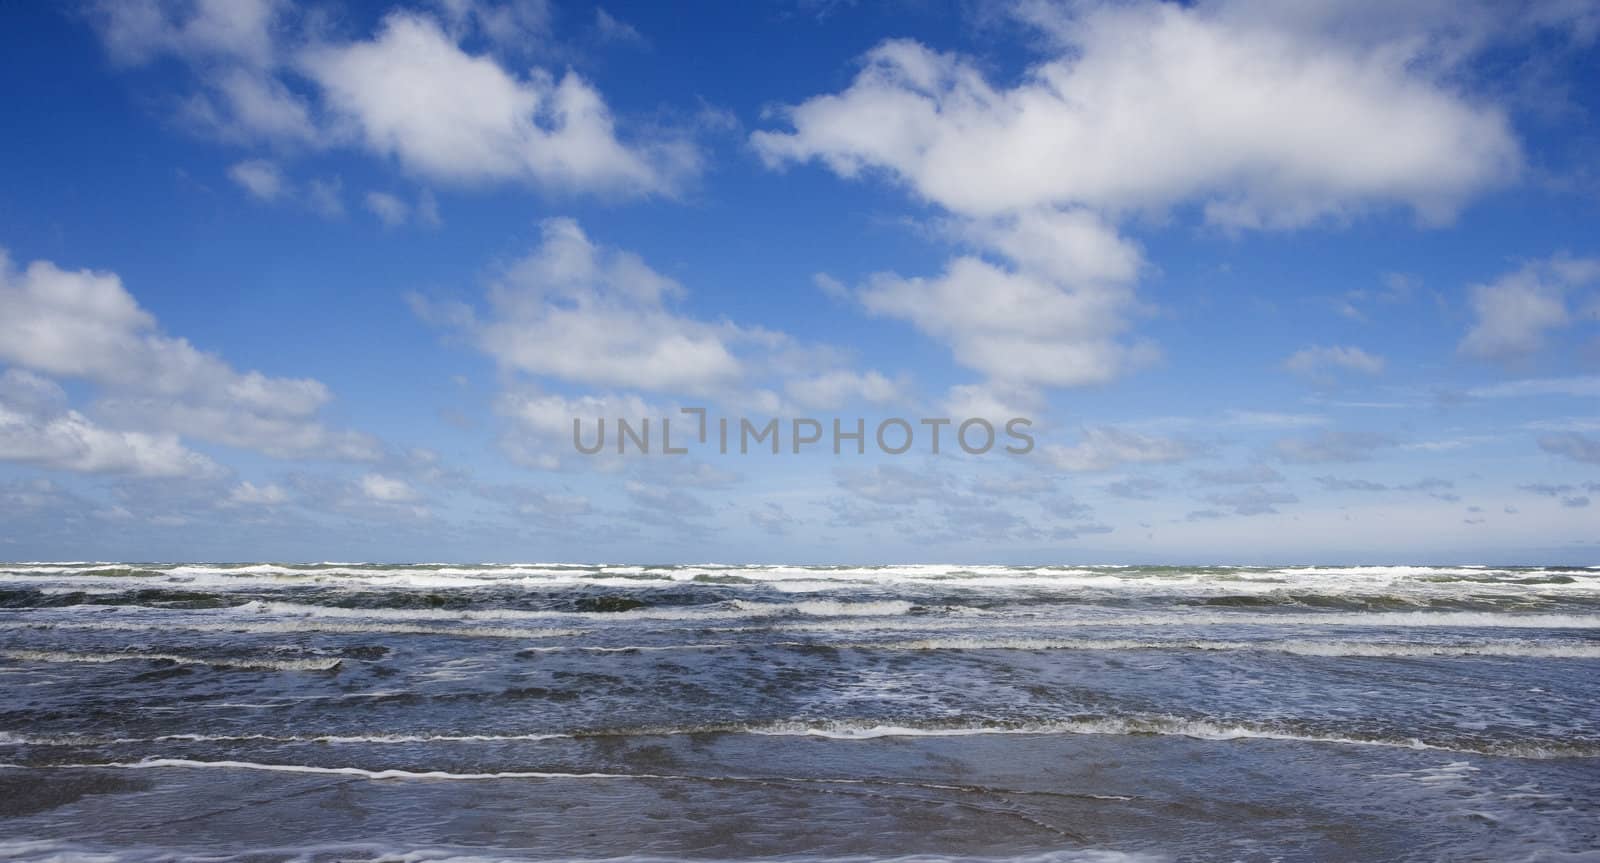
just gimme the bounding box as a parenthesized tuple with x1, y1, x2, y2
(4, 563, 1596, 599)
(861, 637, 1600, 658)
(3, 620, 584, 640)
(0, 595, 939, 624)
(0, 839, 1167, 863)
(745, 717, 1600, 758)
(729, 599, 920, 617)
(0, 758, 656, 781)
(0, 731, 572, 746)
(727, 611, 1600, 635)
(0, 649, 341, 672)
(13, 629, 1590, 659)
(5, 716, 1594, 759)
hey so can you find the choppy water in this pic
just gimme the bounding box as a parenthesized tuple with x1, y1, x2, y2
(1, 562, 1598, 862)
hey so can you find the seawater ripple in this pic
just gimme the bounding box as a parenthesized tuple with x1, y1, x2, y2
(2, 562, 1598, 861)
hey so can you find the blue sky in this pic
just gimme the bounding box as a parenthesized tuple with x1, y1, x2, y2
(1, 0, 1598, 564)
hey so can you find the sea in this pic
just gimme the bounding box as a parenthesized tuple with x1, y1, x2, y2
(1, 562, 1597, 862)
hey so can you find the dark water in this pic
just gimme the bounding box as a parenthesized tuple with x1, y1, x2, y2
(1, 562, 1598, 862)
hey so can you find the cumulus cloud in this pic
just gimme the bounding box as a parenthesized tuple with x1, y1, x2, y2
(1538, 432, 1600, 465)
(227, 160, 345, 217)
(836, 464, 946, 505)
(1520, 481, 1600, 508)
(1275, 430, 1394, 463)
(421, 218, 888, 413)
(1190, 464, 1285, 486)
(226, 480, 289, 506)
(300, 11, 694, 194)
(1284, 345, 1386, 377)
(940, 382, 1044, 424)
(1105, 476, 1166, 499)
(1222, 410, 1329, 429)
(228, 158, 285, 201)
(752, 1, 1521, 404)
(365, 190, 410, 226)
(753, 4, 1518, 224)
(89, 1, 697, 197)
(785, 370, 906, 410)
(360, 473, 419, 503)
(1202, 486, 1299, 516)
(1469, 375, 1600, 400)
(1044, 426, 1194, 472)
(1459, 255, 1600, 360)
(0, 371, 221, 479)
(453, 218, 745, 394)
(91, 0, 282, 69)
(89, 0, 318, 145)
(0, 249, 375, 461)
(1315, 476, 1457, 497)
(859, 209, 1153, 390)
(749, 501, 795, 535)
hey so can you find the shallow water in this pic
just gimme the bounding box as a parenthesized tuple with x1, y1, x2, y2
(1, 562, 1597, 861)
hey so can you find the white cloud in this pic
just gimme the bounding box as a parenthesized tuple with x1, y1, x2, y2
(1538, 433, 1600, 465)
(305, 176, 344, 217)
(1285, 345, 1386, 376)
(196, 68, 320, 144)
(1202, 485, 1299, 516)
(89, 2, 695, 196)
(362, 189, 442, 228)
(495, 389, 660, 469)
(227, 162, 345, 218)
(859, 209, 1152, 390)
(752, 4, 1518, 225)
(754, 2, 1518, 402)
(90, 0, 319, 146)
(91, 0, 282, 69)
(1459, 255, 1600, 360)
(0, 250, 373, 461)
(1275, 430, 1393, 463)
(1044, 426, 1194, 472)
(0, 372, 221, 479)
(437, 0, 556, 54)
(1223, 410, 1329, 429)
(1190, 464, 1285, 485)
(300, 11, 693, 194)
(836, 464, 947, 505)
(93, 399, 381, 461)
(226, 480, 289, 506)
(1469, 375, 1600, 399)
(416, 190, 443, 228)
(228, 159, 285, 201)
(785, 370, 905, 410)
(749, 501, 795, 535)
(499, 390, 656, 439)
(594, 8, 645, 45)
(939, 382, 1043, 423)
(365, 190, 410, 227)
(361, 473, 419, 503)
(450, 218, 750, 395)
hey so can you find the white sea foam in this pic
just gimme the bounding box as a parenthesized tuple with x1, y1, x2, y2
(0, 649, 341, 671)
(861, 638, 1600, 658)
(729, 599, 918, 617)
(2, 562, 1597, 601)
(4, 620, 584, 640)
(0, 758, 658, 781)
(0, 839, 1167, 863)
(4, 715, 1590, 759)
(729, 611, 1600, 635)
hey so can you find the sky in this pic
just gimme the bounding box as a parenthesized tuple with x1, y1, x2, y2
(1, 0, 1599, 565)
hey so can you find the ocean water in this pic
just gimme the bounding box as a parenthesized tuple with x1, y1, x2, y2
(1, 562, 1597, 862)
